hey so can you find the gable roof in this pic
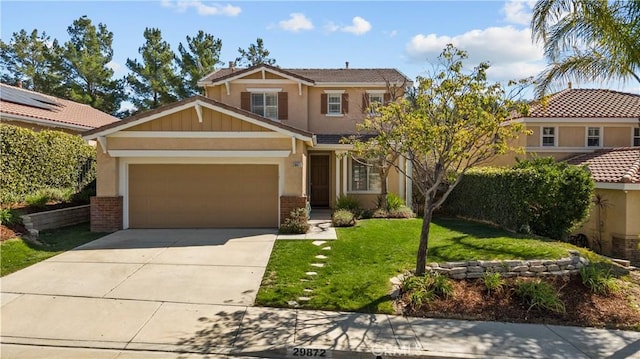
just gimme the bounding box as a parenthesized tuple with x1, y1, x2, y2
(199, 64, 411, 86)
(526, 89, 640, 119)
(567, 147, 640, 184)
(83, 95, 313, 141)
(0, 83, 119, 130)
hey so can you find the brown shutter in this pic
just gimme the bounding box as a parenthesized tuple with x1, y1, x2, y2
(362, 93, 368, 113)
(383, 93, 391, 104)
(241, 92, 251, 111)
(320, 94, 327, 114)
(278, 92, 288, 120)
(342, 93, 349, 114)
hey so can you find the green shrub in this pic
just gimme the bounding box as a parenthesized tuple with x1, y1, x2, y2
(483, 272, 505, 294)
(377, 193, 405, 211)
(444, 158, 594, 240)
(279, 208, 309, 234)
(408, 289, 435, 308)
(332, 209, 356, 227)
(71, 180, 96, 204)
(388, 205, 415, 218)
(515, 279, 565, 313)
(25, 193, 49, 208)
(401, 273, 454, 300)
(580, 265, 619, 295)
(335, 195, 361, 215)
(371, 209, 389, 218)
(0, 208, 21, 226)
(0, 124, 96, 204)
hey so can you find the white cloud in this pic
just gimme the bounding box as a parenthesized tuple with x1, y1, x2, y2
(278, 13, 313, 32)
(406, 26, 545, 81)
(325, 16, 372, 36)
(106, 61, 124, 76)
(385, 30, 398, 38)
(160, 1, 241, 16)
(502, 0, 535, 25)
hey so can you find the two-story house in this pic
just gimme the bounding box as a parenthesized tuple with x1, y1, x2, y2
(84, 63, 412, 231)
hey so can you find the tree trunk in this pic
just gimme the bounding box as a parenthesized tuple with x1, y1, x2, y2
(379, 167, 388, 210)
(415, 196, 434, 276)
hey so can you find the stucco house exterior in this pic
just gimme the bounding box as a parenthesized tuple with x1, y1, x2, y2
(83, 63, 412, 231)
(491, 87, 640, 264)
(0, 83, 118, 134)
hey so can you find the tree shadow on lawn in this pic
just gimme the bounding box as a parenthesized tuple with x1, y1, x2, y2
(432, 217, 534, 240)
(428, 235, 558, 262)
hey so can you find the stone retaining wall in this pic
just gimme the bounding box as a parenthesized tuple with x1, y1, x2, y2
(425, 251, 589, 279)
(21, 205, 90, 236)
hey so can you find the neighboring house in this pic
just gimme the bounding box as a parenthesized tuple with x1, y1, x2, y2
(568, 147, 640, 265)
(83, 63, 412, 231)
(0, 83, 119, 134)
(491, 87, 640, 166)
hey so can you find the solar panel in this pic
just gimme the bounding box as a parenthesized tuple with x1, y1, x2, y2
(0, 85, 60, 111)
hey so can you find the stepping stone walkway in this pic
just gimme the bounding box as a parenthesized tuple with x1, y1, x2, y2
(305, 271, 318, 276)
(322, 246, 331, 251)
(315, 255, 328, 260)
(303, 289, 314, 293)
(312, 241, 327, 246)
(311, 263, 325, 268)
(290, 241, 334, 308)
(298, 296, 311, 302)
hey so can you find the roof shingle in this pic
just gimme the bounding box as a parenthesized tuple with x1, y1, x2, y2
(567, 147, 640, 184)
(527, 89, 640, 118)
(0, 83, 118, 129)
(200, 64, 411, 85)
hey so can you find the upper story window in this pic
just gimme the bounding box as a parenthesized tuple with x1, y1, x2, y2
(349, 158, 381, 192)
(327, 94, 342, 115)
(542, 127, 556, 147)
(587, 127, 601, 147)
(321, 91, 348, 116)
(634, 128, 640, 146)
(241, 90, 288, 120)
(251, 93, 278, 120)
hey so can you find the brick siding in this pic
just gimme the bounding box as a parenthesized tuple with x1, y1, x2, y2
(280, 196, 308, 224)
(90, 196, 123, 232)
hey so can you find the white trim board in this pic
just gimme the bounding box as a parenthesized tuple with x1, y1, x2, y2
(108, 150, 291, 158)
(595, 182, 640, 191)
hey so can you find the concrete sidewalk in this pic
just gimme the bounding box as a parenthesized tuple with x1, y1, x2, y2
(2, 302, 639, 358)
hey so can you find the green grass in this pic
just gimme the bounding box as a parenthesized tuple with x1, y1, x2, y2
(256, 218, 582, 314)
(1, 224, 105, 276)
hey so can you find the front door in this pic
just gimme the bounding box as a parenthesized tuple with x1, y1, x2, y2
(310, 156, 330, 207)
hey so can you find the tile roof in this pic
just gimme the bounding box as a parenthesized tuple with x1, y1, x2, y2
(200, 64, 411, 84)
(83, 95, 313, 139)
(0, 83, 118, 130)
(567, 147, 640, 184)
(526, 88, 640, 118)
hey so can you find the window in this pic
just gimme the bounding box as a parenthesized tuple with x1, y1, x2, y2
(587, 127, 601, 147)
(327, 94, 342, 115)
(367, 93, 383, 114)
(350, 158, 381, 192)
(634, 128, 640, 146)
(251, 93, 278, 120)
(542, 127, 556, 147)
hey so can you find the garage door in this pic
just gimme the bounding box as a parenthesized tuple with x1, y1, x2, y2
(128, 164, 278, 228)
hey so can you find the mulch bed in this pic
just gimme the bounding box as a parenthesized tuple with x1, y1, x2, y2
(398, 274, 640, 331)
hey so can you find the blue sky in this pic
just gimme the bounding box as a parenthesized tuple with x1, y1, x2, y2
(1, 0, 637, 98)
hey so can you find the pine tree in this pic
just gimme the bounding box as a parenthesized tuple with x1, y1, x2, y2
(60, 16, 125, 116)
(176, 30, 222, 97)
(126, 28, 181, 112)
(235, 38, 276, 67)
(0, 29, 63, 94)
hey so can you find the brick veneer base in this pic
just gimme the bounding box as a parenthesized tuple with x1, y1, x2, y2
(280, 196, 308, 225)
(90, 196, 123, 232)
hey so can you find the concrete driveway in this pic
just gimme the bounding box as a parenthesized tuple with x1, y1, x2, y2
(0, 229, 277, 353)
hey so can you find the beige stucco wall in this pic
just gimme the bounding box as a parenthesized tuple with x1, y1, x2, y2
(307, 87, 382, 134)
(527, 126, 540, 147)
(574, 188, 640, 256)
(604, 127, 632, 147)
(283, 139, 307, 196)
(558, 126, 585, 147)
(96, 149, 119, 196)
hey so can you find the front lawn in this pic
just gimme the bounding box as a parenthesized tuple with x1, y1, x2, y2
(1, 223, 105, 276)
(256, 218, 579, 314)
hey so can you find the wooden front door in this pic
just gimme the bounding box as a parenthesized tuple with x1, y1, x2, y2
(310, 156, 330, 207)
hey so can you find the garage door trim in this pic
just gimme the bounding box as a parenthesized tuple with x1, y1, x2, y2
(119, 157, 285, 229)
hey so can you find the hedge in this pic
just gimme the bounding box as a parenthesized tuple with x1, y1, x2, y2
(444, 158, 594, 240)
(0, 124, 96, 204)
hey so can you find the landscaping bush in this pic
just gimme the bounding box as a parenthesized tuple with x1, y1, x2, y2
(444, 158, 594, 240)
(402, 273, 454, 300)
(332, 209, 356, 227)
(388, 205, 415, 218)
(0, 124, 96, 204)
(482, 272, 505, 294)
(25, 192, 50, 208)
(335, 195, 361, 216)
(515, 279, 566, 313)
(371, 209, 389, 218)
(0, 208, 21, 226)
(279, 208, 309, 234)
(580, 265, 619, 295)
(376, 192, 404, 212)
